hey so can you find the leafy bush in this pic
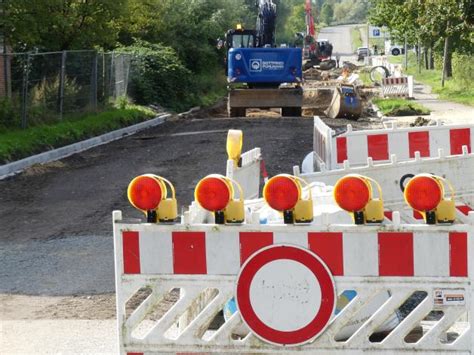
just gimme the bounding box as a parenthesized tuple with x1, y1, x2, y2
(29, 75, 82, 124)
(0, 97, 21, 129)
(452, 53, 473, 90)
(119, 41, 196, 112)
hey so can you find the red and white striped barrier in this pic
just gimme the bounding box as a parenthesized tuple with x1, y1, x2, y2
(382, 76, 413, 98)
(114, 210, 473, 354)
(313, 116, 474, 171)
(297, 149, 474, 224)
(118, 227, 468, 278)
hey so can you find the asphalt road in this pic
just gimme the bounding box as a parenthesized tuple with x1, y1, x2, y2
(318, 24, 360, 56)
(0, 117, 316, 295)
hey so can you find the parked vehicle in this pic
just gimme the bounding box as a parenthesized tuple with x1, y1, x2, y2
(390, 44, 405, 56)
(356, 47, 370, 61)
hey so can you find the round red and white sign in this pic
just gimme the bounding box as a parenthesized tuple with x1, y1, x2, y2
(236, 244, 335, 346)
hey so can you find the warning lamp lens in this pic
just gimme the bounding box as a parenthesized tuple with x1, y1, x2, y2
(196, 177, 231, 211)
(128, 176, 163, 211)
(264, 176, 300, 211)
(334, 176, 370, 212)
(405, 176, 442, 211)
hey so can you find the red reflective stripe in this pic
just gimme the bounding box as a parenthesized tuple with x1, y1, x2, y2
(378, 233, 414, 276)
(367, 134, 389, 160)
(384, 211, 393, 221)
(172, 232, 207, 274)
(123, 231, 141, 274)
(308, 232, 344, 276)
(449, 232, 468, 277)
(408, 131, 430, 158)
(450, 128, 471, 154)
(456, 205, 472, 216)
(413, 211, 424, 220)
(336, 137, 347, 164)
(239, 232, 273, 265)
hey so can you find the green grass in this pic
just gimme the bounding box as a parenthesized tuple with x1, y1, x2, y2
(373, 98, 430, 116)
(0, 105, 155, 163)
(388, 53, 474, 106)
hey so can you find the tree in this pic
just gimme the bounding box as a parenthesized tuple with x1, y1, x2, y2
(320, 3, 334, 25)
(2, 0, 126, 51)
(370, 0, 473, 79)
(285, 4, 307, 39)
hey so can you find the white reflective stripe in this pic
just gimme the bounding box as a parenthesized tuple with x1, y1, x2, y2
(139, 230, 173, 274)
(205, 231, 240, 274)
(413, 232, 449, 277)
(470, 128, 474, 151)
(346, 135, 368, 165)
(388, 131, 409, 160)
(429, 128, 450, 156)
(343, 232, 378, 276)
(273, 231, 309, 248)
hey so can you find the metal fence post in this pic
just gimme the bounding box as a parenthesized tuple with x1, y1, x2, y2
(109, 52, 115, 100)
(91, 51, 98, 110)
(20, 54, 31, 129)
(58, 51, 67, 119)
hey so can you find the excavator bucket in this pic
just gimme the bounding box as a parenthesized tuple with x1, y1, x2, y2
(325, 84, 362, 120)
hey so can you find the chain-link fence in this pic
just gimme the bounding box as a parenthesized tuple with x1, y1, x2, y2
(0, 50, 132, 129)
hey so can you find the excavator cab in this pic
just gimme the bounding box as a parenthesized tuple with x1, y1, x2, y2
(225, 28, 257, 49)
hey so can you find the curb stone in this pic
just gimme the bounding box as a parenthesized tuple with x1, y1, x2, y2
(0, 113, 170, 180)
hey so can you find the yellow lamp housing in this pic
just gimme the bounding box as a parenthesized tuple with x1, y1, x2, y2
(263, 174, 313, 224)
(194, 174, 244, 224)
(224, 177, 245, 224)
(156, 176, 178, 223)
(292, 176, 313, 223)
(127, 174, 175, 223)
(404, 174, 456, 225)
(333, 174, 384, 225)
(434, 176, 456, 224)
(226, 129, 243, 167)
(236, 23, 243, 31)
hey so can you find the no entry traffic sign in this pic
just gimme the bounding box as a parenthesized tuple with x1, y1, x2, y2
(236, 244, 336, 346)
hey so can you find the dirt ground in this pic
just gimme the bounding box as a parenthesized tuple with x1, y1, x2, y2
(0, 106, 383, 321)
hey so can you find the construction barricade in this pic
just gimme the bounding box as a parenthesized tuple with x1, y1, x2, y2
(226, 147, 261, 200)
(113, 210, 473, 354)
(313, 116, 474, 171)
(296, 149, 474, 224)
(381, 76, 414, 98)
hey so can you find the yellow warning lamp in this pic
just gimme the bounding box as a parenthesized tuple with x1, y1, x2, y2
(236, 23, 243, 31)
(195, 174, 245, 224)
(227, 129, 243, 167)
(333, 174, 384, 225)
(404, 174, 456, 225)
(127, 174, 178, 223)
(263, 174, 313, 224)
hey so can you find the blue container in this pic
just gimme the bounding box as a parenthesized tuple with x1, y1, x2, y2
(228, 47, 302, 84)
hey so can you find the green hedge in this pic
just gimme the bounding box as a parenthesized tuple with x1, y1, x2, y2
(119, 41, 196, 112)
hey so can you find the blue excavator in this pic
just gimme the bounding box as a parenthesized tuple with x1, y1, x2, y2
(224, 0, 303, 117)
